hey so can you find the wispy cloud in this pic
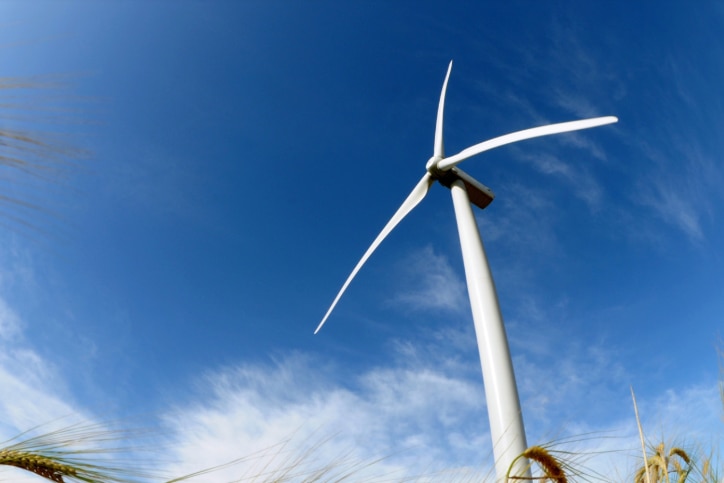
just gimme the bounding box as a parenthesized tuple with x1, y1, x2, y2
(157, 339, 723, 482)
(0, 299, 720, 481)
(0, 247, 88, 439)
(162, 351, 493, 481)
(477, 182, 560, 260)
(644, 384, 724, 443)
(0, 296, 21, 341)
(390, 246, 467, 314)
(465, 22, 724, 257)
(0, 297, 83, 438)
(632, 137, 722, 243)
(638, 177, 703, 241)
(512, 149, 604, 210)
(0, 239, 719, 482)
(553, 90, 603, 119)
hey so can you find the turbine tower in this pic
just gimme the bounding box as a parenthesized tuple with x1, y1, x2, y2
(315, 61, 617, 480)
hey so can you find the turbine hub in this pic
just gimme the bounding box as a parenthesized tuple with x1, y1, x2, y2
(425, 156, 446, 179)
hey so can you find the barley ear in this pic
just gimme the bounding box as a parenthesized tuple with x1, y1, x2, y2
(649, 445, 668, 483)
(0, 449, 77, 482)
(700, 457, 712, 483)
(0, 421, 159, 483)
(506, 445, 567, 483)
(669, 447, 691, 483)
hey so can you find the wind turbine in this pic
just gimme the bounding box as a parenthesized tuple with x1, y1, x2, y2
(315, 61, 617, 480)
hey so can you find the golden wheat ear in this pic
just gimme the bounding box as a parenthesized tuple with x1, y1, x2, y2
(0, 449, 75, 482)
(668, 447, 692, 483)
(0, 421, 158, 483)
(506, 445, 567, 483)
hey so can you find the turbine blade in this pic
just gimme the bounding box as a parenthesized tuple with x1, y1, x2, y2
(437, 116, 618, 171)
(434, 61, 454, 158)
(315, 173, 434, 334)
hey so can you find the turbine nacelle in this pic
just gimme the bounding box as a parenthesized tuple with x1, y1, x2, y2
(428, 155, 495, 210)
(438, 167, 495, 210)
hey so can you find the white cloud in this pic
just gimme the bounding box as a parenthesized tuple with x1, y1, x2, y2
(0, 303, 81, 438)
(0, 249, 89, 442)
(553, 90, 602, 119)
(644, 384, 724, 444)
(155, 338, 723, 482)
(515, 151, 603, 210)
(638, 178, 703, 241)
(555, 130, 608, 162)
(0, 240, 719, 482)
(390, 246, 467, 314)
(0, 293, 721, 482)
(631, 139, 723, 243)
(0, 296, 22, 341)
(476, 182, 560, 261)
(161, 351, 493, 482)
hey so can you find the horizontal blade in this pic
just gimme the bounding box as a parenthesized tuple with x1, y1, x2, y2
(437, 116, 618, 171)
(315, 173, 434, 334)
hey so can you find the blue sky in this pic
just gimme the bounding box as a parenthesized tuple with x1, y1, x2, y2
(1, 1, 723, 480)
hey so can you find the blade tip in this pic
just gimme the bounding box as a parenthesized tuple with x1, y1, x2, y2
(314, 316, 329, 334)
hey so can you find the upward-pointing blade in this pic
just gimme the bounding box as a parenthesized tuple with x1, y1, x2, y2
(434, 61, 453, 159)
(314, 172, 435, 334)
(436, 116, 618, 171)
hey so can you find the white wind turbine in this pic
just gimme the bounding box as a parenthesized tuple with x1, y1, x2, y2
(314, 61, 617, 480)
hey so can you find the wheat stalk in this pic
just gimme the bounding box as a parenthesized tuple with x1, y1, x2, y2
(631, 386, 654, 483)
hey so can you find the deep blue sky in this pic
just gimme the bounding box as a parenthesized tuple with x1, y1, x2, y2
(1, 1, 723, 479)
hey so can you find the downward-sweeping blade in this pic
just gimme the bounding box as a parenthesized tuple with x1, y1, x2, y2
(436, 116, 618, 171)
(314, 172, 435, 334)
